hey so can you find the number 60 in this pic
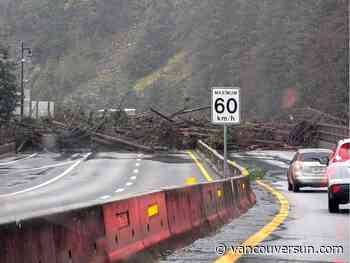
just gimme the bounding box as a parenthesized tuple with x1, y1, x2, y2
(215, 98, 237, 114)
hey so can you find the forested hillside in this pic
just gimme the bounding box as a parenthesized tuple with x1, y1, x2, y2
(0, 0, 348, 120)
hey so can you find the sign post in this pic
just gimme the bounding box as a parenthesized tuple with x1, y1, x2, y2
(211, 87, 240, 177)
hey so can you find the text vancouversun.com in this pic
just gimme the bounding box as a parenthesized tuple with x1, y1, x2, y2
(215, 243, 344, 256)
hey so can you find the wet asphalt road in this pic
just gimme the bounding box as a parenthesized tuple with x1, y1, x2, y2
(0, 151, 218, 225)
(1, 150, 349, 262)
(162, 150, 349, 263)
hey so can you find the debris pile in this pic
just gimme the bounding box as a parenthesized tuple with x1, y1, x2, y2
(10, 106, 347, 153)
(50, 106, 217, 152)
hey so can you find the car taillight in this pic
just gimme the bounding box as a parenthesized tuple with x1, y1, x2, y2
(332, 185, 341, 193)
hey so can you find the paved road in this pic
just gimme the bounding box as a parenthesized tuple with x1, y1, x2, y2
(0, 151, 218, 225)
(163, 150, 349, 263)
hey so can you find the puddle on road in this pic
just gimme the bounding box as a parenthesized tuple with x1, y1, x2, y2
(143, 154, 193, 164)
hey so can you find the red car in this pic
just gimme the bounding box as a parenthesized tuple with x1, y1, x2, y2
(329, 139, 350, 165)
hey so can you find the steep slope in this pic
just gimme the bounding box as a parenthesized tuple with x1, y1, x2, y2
(0, 0, 348, 119)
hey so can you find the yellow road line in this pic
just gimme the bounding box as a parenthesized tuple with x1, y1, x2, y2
(227, 160, 250, 177)
(187, 150, 213, 182)
(214, 180, 289, 263)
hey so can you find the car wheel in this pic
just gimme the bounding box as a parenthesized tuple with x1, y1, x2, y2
(293, 184, 300, 192)
(328, 193, 339, 213)
(288, 181, 293, 191)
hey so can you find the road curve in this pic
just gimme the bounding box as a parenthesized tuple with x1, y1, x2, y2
(162, 150, 349, 263)
(0, 151, 218, 225)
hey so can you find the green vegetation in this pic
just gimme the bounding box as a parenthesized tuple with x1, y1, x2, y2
(242, 161, 265, 181)
(0, 46, 17, 123)
(0, 0, 347, 119)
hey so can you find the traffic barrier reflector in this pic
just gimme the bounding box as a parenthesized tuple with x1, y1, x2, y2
(138, 191, 171, 249)
(236, 179, 248, 213)
(148, 204, 159, 217)
(213, 182, 228, 222)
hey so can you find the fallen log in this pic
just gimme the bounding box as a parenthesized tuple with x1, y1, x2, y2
(170, 105, 211, 118)
(92, 132, 153, 152)
(150, 107, 174, 123)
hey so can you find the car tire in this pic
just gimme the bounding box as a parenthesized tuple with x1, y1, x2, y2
(293, 184, 300, 192)
(328, 194, 339, 213)
(288, 181, 293, 191)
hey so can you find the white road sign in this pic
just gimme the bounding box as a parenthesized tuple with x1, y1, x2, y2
(211, 87, 240, 125)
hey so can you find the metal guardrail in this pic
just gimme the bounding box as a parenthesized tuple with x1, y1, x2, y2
(317, 123, 349, 144)
(197, 140, 249, 177)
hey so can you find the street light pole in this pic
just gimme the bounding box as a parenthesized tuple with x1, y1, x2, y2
(20, 41, 24, 119)
(20, 41, 31, 120)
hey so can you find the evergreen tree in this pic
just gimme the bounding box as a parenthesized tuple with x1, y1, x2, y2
(0, 46, 17, 122)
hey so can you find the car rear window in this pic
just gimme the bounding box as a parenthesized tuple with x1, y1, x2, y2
(338, 143, 350, 161)
(333, 164, 350, 179)
(300, 152, 330, 162)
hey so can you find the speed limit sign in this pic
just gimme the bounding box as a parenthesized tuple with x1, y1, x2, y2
(211, 87, 240, 125)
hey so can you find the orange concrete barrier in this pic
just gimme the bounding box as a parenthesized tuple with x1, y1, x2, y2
(201, 183, 220, 226)
(137, 192, 170, 248)
(103, 197, 144, 262)
(222, 179, 239, 221)
(165, 187, 193, 235)
(212, 182, 229, 222)
(0, 141, 256, 263)
(103, 191, 170, 262)
(230, 178, 241, 218)
(0, 206, 105, 263)
(186, 184, 206, 228)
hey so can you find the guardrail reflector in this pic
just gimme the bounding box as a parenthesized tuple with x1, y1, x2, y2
(217, 189, 223, 198)
(185, 176, 198, 185)
(148, 204, 159, 217)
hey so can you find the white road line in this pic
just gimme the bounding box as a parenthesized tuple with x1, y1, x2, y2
(137, 158, 141, 162)
(135, 163, 140, 167)
(115, 188, 124, 193)
(99, 195, 110, 200)
(125, 182, 133, 186)
(0, 152, 91, 198)
(130, 176, 137, 180)
(0, 153, 38, 166)
(133, 169, 139, 173)
(12, 161, 75, 171)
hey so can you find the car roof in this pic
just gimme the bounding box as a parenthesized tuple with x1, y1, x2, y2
(297, 148, 332, 154)
(338, 138, 350, 145)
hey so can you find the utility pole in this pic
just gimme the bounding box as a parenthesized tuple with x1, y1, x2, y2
(20, 41, 31, 119)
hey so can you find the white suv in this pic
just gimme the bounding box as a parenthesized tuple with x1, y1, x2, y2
(327, 159, 350, 213)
